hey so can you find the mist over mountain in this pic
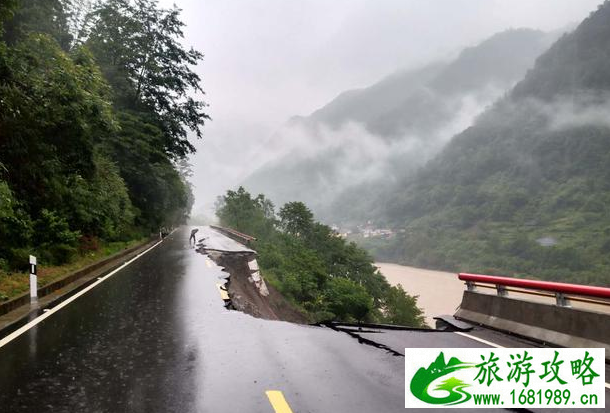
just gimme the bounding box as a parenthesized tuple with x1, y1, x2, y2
(372, 1, 610, 285)
(242, 29, 556, 220)
(309, 29, 554, 138)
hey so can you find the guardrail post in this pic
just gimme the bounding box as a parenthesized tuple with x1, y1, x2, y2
(29, 255, 37, 302)
(466, 281, 476, 291)
(555, 292, 570, 307)
(496, 284, 508, 297)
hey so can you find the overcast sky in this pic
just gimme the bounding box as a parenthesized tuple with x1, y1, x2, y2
(158, 0, 602, 215)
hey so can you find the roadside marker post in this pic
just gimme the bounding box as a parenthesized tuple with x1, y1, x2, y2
(29, 255, 37, 302)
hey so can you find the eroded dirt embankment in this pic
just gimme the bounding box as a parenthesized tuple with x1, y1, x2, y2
(208, 251, 309, 324)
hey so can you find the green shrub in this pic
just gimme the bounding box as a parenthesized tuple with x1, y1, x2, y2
(34, 209, 79, 265)
(382, 285, 426, 327)
(217, 187, 426, 326)
(324, 277, 373, 322)
(5, 247, 30, 271)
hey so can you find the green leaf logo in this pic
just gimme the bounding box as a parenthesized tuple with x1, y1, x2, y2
(410, 352, 474, 405)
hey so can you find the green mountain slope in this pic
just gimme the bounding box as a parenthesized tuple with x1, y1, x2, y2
(243, 29, 555, 219)
(377, 1, 610, 285)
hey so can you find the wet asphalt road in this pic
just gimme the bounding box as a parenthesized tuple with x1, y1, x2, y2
(198, 226, 255, 253)
(0, 228, 404, 412)
(0, 227, 606, 412)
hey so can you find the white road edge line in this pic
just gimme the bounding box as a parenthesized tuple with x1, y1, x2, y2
(454, 331, 505, 348)
(455, 332, 610, 389)
(0, 234, 170, 349)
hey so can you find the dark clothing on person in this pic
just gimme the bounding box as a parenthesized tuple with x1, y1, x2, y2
(189, 228, 199, 244)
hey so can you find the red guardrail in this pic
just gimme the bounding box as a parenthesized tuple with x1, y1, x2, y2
(458, 273, 610, 299)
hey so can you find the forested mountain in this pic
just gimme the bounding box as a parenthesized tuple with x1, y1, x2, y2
(243, 29, 555, 221)
(0, 0, 204, 269)
(373, 1, 610, 285)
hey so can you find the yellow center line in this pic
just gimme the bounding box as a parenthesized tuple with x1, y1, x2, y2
(266, 391, 294, 413)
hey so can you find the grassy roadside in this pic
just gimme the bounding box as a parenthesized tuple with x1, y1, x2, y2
(0, 238, 147, 302)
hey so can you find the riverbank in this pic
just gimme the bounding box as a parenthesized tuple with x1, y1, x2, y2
(375, 263, 464, 326)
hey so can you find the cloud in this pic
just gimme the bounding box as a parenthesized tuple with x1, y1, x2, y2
(161, 0, 602, 213)
(544, 93, 610, 131)
(242, 85, 508, 215)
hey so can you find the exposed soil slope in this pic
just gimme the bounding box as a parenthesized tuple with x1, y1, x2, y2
(211, 252, 309, 324)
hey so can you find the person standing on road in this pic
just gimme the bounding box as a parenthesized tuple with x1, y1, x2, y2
(189, 228, 199, 245)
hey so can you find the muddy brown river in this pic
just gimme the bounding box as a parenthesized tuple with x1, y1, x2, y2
(375, 263, 464, 326)
(376, 263, 610, 327)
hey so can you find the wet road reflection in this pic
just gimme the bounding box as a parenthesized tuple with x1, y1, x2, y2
(0, 232, 196, 412)
(0, 229, 405, 412)
(0, 228, 528, 413)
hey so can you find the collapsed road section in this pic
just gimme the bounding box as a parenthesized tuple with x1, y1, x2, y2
(195, 226, 308, 324)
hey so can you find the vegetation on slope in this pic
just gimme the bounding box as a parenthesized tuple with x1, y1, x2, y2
(0, 237, 145, 302)
(0, 0, 203, 272)
(216, 187, 426, 326)
(374, 2, 610, 286)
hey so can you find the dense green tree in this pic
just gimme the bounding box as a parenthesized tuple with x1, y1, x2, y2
(80, 0, 208, 230)
(86, 0, 208, 157)
(33, 209, 80, 265)
(0, 0, 202, 267)
(3, 0, 72, 49)
(216, 187, 277, 238)
(279, 202, 314, 236)
(0, 34, 120, 217)
(65, 151, 136, 239)
(100, 111, 189, 230)
(324, 277, 373, 322)
(0, 33, 138, 264)
(217, 187, 426, 326)
(0, 180, 31, 269)
(0, 1, 17, 32)
(381, 285, 425, 327)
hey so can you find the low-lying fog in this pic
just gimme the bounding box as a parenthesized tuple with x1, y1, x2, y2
(160, 0, 602, 219)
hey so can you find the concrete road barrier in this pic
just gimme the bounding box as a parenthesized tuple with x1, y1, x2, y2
(455, 290, 610, 360)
